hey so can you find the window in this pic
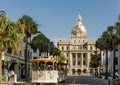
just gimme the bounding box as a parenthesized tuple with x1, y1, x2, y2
(83, 53, 86, 58)
(83, 69, 87, 73)
(72, 53, 76, 58)
(83, 61, 86, 65)
(79, 40, 80, 43)
(62, 46, 64, 50)
(66, 46, 69, 50)
(66, 53, 69, 57)
(77, 53, 81, 58)
(78, 61, 80, 65)
(74, 40, 76, 43)
(72, 69, 75, 74)
(90, 46, 93, 50)
(78, 46, 82, 49)
(73, 61, 75, 66)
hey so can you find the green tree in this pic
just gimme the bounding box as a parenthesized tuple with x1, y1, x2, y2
(0, 16, 24, 84)
(19, 15, 38, 81)
(89, 51, 101, 69)
(101, 31, 111, 79)
(31, 33, 51, 55)
(96, 25, 119, 79)
(57, 53, 66, 63)
(107, 26, 119, 80)
(31, 33, 61, 58)
(50, 41, 61, 57)
(96, 38, 104, 67)
(116, 15, 120, 39)
(50, 47, 61, 57)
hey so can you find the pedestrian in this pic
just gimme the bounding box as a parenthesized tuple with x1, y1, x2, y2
(8, 71, 11, 81)
(4, 69, 8, 81)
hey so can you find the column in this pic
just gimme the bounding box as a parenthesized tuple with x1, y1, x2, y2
(87, 53, 90, 67)
(70, 53, 72, 67)
(69, 53, 72, 75)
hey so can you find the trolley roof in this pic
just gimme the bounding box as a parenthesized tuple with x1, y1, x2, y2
(32, 58, 57, 63)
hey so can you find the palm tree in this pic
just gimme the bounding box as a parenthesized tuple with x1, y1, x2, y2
(116, 16, 120, 41)
(89, 51, 101, 76)
(107, 26, 120, 80)
(101, 31, 110, 79)
(99, 26, 118, 79)
(50, 47, 61, 57)
(19, 15, 38, 81)
(96, 29, 112, 79)
(31, 33, 51, 56)
(95, 38, 104, 77)
(0, 16, 24, 84)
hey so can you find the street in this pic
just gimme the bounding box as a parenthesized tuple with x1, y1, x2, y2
(3, 76, 109, 85)
(59, 76, 108, 85)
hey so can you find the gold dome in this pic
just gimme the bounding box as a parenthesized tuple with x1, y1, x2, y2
(71, 14, 87, 36)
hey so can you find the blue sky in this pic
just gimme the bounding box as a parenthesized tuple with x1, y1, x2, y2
(0, 0, 120, 45)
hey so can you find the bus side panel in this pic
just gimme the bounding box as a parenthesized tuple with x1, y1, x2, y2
(32, 70, 46, 83)
(32, 70, 58, 83)
(46, 71, 58, 83)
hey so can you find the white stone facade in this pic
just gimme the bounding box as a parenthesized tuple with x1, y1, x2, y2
(57, 13, 99, 76)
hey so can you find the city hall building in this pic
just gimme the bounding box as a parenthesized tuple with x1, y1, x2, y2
(57, 13, 99, 76)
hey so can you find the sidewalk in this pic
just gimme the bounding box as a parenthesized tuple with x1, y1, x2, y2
(3, 81, 31, 85)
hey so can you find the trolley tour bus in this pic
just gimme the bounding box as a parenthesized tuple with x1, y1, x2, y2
(31, 56, 67, 84)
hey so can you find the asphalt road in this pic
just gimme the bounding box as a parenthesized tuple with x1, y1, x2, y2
(59, 76, 108, 85)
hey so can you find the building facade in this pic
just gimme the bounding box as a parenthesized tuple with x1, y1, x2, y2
(102, 44, 120, 77)
(2, 41, 33, 81)
(57, 13, 99, 76)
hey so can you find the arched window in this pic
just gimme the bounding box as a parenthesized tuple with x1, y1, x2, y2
(90, 46, 92, 50)
(77, 69, 81, 75)
(62, 46, 64, 50)
(83, 69, 87, 73)
(72, 69, 75, 74)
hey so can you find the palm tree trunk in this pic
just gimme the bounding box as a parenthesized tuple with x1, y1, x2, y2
(25, 37, 28, 81)
(0, 52, 2, 84)
(113, 43, 115, 80)
(99, 50, 102, 77)
(105, 50, 108, 79)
